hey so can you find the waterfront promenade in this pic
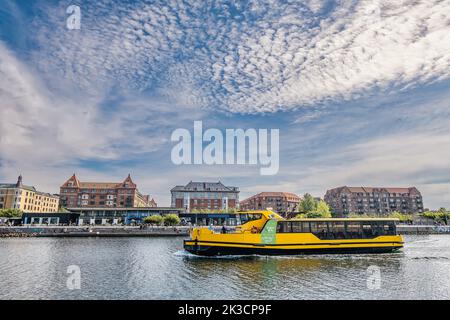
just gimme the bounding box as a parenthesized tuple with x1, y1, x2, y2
(0, 224, 449, 237)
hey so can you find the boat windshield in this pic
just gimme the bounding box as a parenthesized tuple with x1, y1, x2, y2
(239, 213, 262, 225)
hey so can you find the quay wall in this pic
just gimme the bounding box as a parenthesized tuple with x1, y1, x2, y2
(0, 226, 190, 237)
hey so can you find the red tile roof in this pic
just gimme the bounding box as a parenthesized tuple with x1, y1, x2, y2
(241, 192, 301, 203)
(330, 186, 419, 194)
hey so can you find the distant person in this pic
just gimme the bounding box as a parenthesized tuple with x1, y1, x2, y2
(221, 224, 227, 234)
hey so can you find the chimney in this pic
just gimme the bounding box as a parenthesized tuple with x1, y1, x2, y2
(16, 174, 23, 188)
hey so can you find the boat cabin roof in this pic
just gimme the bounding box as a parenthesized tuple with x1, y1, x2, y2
(238, 211, 399, 222)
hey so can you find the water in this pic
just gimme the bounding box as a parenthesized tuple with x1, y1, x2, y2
(0, 235, 449, 300)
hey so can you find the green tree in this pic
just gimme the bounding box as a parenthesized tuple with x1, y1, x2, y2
(0, 209, 23, 218)
(163, 214, 181, 226)
(143, 215, 163, 225)
(316, 200, 332, 218)
(298, 193, 317, 213)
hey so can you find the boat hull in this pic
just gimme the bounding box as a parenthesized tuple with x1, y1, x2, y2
(184, 240, 403, 256)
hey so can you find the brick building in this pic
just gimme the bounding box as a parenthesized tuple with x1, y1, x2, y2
(59, 174, 156, 208)
(324, 186, 423, 216)
(0, 175, 59, 213)
(240, 192, 301, 215)
(171, 181, 239, 212)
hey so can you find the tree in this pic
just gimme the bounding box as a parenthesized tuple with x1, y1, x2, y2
(316, 200, 332, 218)
(163, 214, 181, 226)
(0, 209, 23, 218)
(298, 193, 317, 213)
(294, 201, 331, 219)
(143, 215, 163, 225)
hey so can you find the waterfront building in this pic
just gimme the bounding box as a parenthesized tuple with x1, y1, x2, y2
(22, 212, 80, 225)
(170, 181, 239, 212)
(239, 192, 301, 216)
(59, 174, 156, 208)
(0, 175, 59, 213)
(324, 186, 424, 216)
(67, 207, 184, 225)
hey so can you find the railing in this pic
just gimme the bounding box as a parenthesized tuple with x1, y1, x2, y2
(434, 226, 450, 234)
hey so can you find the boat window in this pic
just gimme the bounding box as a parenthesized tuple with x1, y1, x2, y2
(331, 222, 346, 239)
(362, 223, 375, 238)
(371, 221, 384, 236)
(385, 222, 396, 235)
(316, 222, 329, 238)
(310, 222, 318, 234)
(239, 214, 262, 225)
(345, 222, 362, 239)
(302, 222, 310, 233)
(277, 221, 293, 233)
(292, 221, 309, 233)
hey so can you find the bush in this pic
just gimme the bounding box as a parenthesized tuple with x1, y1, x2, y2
(295, 211, 328, 219)
(143, 215, 163, 225)
(0, 209, 23, 218)
(422, 210, 450, 223)
(389, 211, 414, 222)
(163, 214, 181, 226)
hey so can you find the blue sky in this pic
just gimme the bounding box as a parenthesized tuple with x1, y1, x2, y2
(1, 0, 450, 208)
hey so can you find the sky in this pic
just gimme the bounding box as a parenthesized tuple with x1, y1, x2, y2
(1, 0, 450, 209)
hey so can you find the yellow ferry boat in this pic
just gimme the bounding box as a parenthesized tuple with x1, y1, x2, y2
(184, 210, 404, 256)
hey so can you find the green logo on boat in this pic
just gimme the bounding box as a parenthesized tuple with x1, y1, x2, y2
(261, 220, 277, 244)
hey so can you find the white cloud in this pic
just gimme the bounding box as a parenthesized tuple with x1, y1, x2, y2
(29, 0, 450, 113)
(0, 41, 194, 189)
(1, 1, 450, 209)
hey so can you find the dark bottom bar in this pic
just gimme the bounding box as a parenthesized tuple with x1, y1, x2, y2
(184, 244, 402, 256)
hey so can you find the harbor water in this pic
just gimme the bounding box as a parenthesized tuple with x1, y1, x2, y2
(0, 235, 449, 299)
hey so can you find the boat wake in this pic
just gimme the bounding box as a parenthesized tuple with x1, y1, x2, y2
(173, 250, 400, 261)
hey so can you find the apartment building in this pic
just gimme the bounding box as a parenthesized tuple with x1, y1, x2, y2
(324, 186, 424, 216)
(0, 175, 59, 213)
(171, 181, 239, 212)
(240, 192, 301, 215)
(59, 174, 156, 208)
